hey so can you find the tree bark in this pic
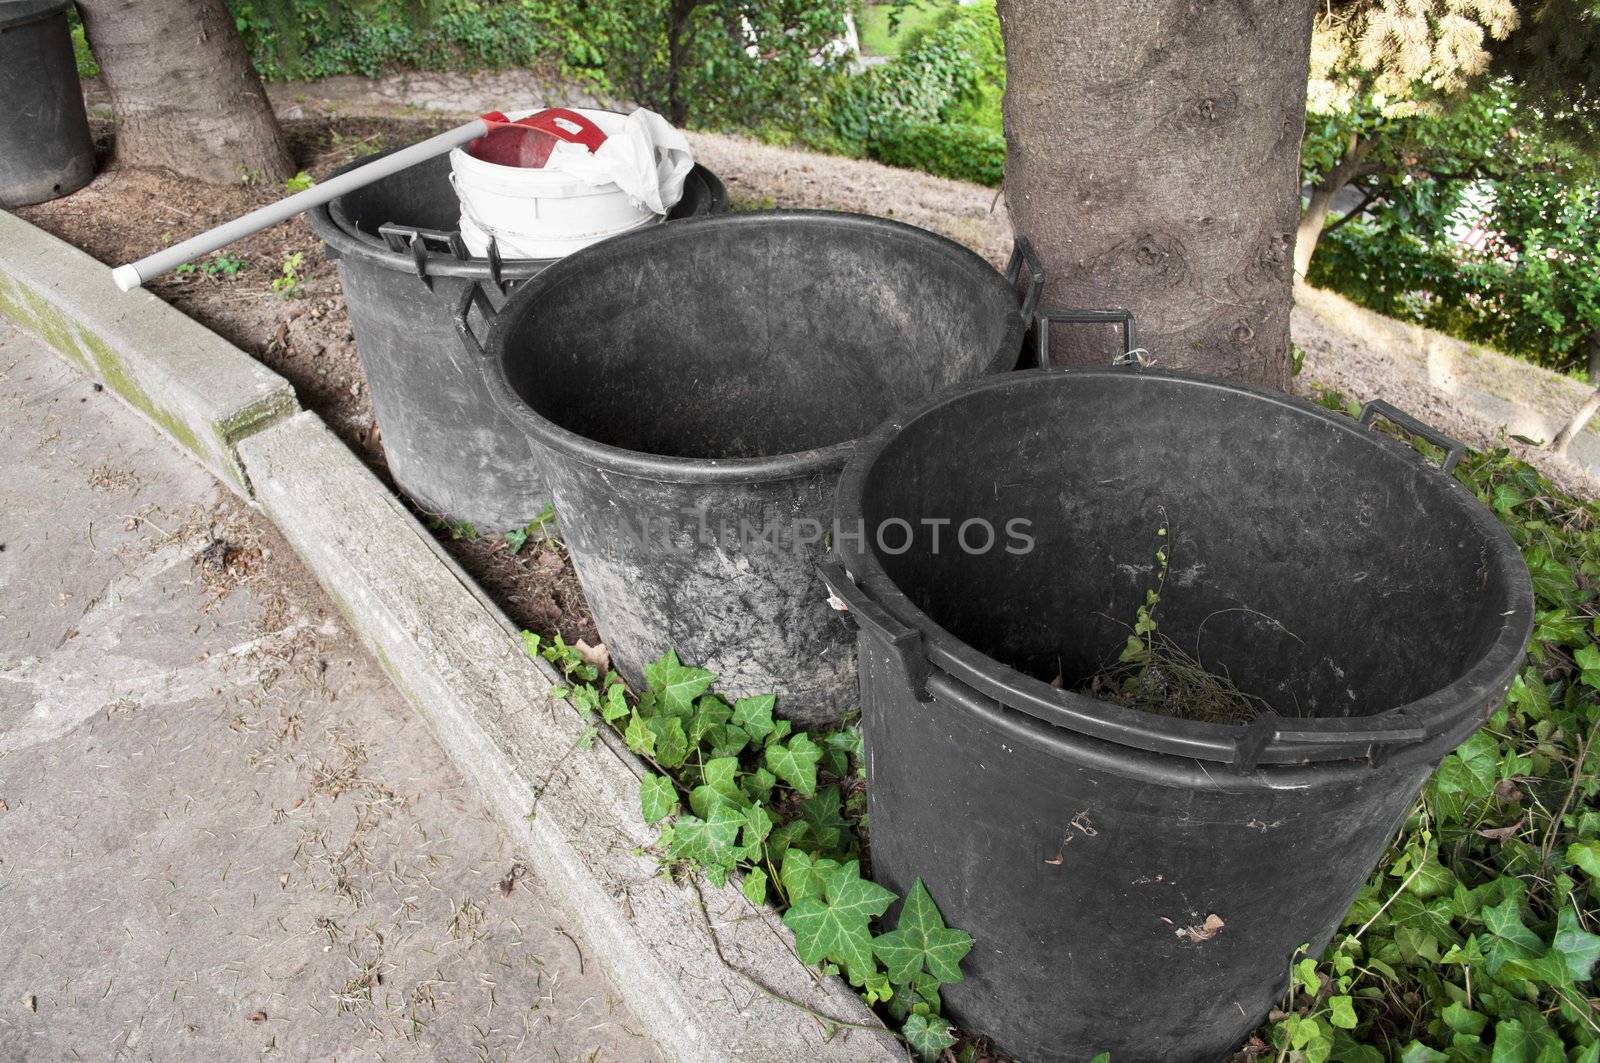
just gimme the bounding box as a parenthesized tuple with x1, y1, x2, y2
(1554, 332, 1600, 456)
(1552, 387, 1600, 457)
(998, 0, 1317, 389)
(1294, 131, 1372, 279)
(77, 0, 293, 185)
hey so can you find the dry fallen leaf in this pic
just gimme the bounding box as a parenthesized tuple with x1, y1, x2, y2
(1494, 779, 1524, 804)
(249, 1010, 268, 1024)
(499, 863, 528, 896)
(1176, 913, 1226, 943)
(0, 799, 9, 813)
(574, 640, 610, 674)
(1476, 818, 1523, 841)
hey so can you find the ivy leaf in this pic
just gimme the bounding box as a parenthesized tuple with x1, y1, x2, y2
(1575, 642, 1600, 688)
(1481, 896, 1544, 976)
(688, 694, 732, 745)
(781, 859, 896, 986)
(822, 728, 861, 777)
(742, 866, 768, 907)
(703, 756, 741, 798)
(601, 682, 630, 724)
(640, 773, 678, 825)
(644, 650, 715, 716)
(1553, 907, 1600, 982)
(766, 820, 807, 862)
(872, 879, 973, 986)
(648, 716, 690, 769)
(862, 971, 893, 1006)
(1295, 957, 1321, 995)
(741, 802, 774, 854)
(885, 972, 942, 1021)
(1489, 1018, 1545, 1062)
(765, 732, 822, 796)
(706, 723, 751, 759)
(1441, 1001, 1488, 1035)
(690, 757, 748, 819)
(1398, 1044, 1448, 1063)
(901, 1011, 956, 1062)
(624, 712, 655, 758)
(741, 766, 776, 804)
(1327, 994, 1358, 1030)
(780, 848, 838, 903)
(572, 683, 600, 718)
(1567, 840, 1600, 879)
(731, 693, 777, 744)
(798, 786, 852, 855)
(669, 806, 743, 868)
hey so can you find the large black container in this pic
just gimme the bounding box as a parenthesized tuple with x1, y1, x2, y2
(0, 0, 95, 207)
(469, 211, 1042, 724)
(824, 368, 1533, 1062)
(308, 151, 726, 530)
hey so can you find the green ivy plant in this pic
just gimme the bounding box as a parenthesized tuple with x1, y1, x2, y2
(1258, 391, 1600, 1062)
(523, 638, 974, 1060)
(517, 397, 1600, 1061)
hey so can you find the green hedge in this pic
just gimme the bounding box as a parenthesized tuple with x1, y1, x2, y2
(867, 121, 1004, 186)
(227, 0, 566, 80)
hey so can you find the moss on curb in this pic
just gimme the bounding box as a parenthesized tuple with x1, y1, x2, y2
(0, 268, 297, 492)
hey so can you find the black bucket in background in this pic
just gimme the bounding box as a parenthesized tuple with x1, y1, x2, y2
(468, 211, 1042, 724)
(307, 151, 727, 531)
(0, 0, 94, 208)
(825, 367, 1534, 1062)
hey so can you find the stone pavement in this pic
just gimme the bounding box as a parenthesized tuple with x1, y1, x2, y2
(0, 317, 659, 1062)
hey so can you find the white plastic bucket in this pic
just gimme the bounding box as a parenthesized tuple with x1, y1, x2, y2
(449, 108, 662, 260)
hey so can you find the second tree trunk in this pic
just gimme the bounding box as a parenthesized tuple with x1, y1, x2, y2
(998, 0, 1317, 390)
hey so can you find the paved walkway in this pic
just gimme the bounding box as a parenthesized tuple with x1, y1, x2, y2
(0, 318, 658, 1062)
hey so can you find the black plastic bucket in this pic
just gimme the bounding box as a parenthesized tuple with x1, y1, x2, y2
(0, 0, 95, 208)
(824, 367, 1534, 1061)
(467, 211, 1042, 724)
(308, 150, 727, 530)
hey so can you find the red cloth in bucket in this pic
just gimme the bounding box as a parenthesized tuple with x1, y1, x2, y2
(468, 108, 608, 169)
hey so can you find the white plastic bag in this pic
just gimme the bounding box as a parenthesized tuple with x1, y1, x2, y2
(542, 108, 693, 216)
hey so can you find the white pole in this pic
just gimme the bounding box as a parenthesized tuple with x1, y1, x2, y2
(110, 117, 492, 292)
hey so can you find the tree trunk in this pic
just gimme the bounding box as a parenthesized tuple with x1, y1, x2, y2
(77, 0, 293, 185)
(997, 0, 1317, 389)
(1554, 332, 1600, 456)
(1294, 131, 1371, 279)
(1552, 388, 1600, 458)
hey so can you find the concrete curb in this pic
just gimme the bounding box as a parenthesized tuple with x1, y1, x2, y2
(1, 211, 903, 1063)
(0, 213, 298, 494)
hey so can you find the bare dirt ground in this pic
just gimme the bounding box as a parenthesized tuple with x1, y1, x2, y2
(0, 320, 655, 1062)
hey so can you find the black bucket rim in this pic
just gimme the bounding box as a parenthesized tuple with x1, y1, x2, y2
(830, 366, 1536, 769)
(480, 209, 1029, 485)
(0, 0, 69, 30)
(307, 147, 728, 283)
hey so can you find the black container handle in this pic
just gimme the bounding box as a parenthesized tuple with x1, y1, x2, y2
(1034, 308, 1138, 367)
(378, 222, 470, 290)
(818, 562, 932, 702)
(1358, 399, 1466, 474)
(452, 279, 501, 362)
(1004, 238, 1045, 324)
